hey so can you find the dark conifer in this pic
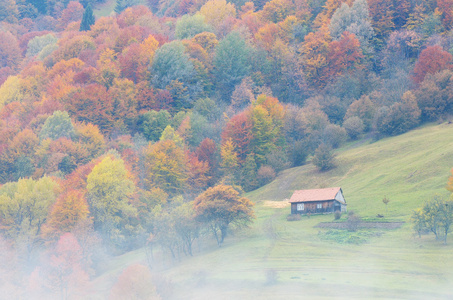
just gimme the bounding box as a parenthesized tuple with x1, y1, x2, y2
(79, 4, 95, 31)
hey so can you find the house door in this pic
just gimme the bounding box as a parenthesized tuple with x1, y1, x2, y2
(334, 203, 340, 212)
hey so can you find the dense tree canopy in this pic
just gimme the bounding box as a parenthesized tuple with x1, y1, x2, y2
(2, 0, 453, 294)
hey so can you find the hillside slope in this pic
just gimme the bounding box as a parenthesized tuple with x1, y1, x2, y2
(248, 122, 453, 219)
(101, 123, 453, 299)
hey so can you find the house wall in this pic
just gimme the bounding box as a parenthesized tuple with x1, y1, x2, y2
(291, 200, 336, 214)
(335, 190, 345, 204)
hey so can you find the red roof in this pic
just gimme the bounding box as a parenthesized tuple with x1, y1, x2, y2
(289, 187, 343, 203)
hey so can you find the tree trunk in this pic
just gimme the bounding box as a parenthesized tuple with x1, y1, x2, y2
(211, 224, 221, 246)
(220, 225, 228, 245)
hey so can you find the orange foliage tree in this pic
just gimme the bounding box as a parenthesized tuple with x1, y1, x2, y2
(368, 0, 394, 43)
(300, 28, 331, 88)
(42, 190, 90, 241)
(437, 0, 453, 30)
(193, 184, 254, 246)
(118, 35, 159, 83)
(260, 0, 294, 23)
(66, 84, 115, 133)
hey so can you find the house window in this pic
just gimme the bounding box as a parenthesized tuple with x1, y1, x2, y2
(317, 203, 322, 209)
(297, 203, 304, 211)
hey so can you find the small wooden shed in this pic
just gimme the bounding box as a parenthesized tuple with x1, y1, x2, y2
(289, 187, 347, 214)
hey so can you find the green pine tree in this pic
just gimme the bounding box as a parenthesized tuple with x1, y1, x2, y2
(79, 4, 95, 31)
(242, 153, 258, 192)
(115, 0, 136, 14)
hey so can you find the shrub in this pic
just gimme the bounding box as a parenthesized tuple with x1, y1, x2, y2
(414, 70, 453, 121)
(312, 143, 336, 171)
(287, 139, 310, 167)
(265, 149, 290, 173)
(322, 124, 347, 148)
(334, 211, 342, 220)
(286, 214, 301, 221)
(375, 92, 421, 136)
(344, 95, 376, 131)
(346, 211, 361, 232)
(343, 116, 364, 140)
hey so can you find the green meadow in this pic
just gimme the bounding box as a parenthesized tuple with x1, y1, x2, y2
(100, 123, 453, 299)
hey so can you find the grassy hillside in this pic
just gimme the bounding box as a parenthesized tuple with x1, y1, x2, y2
(100, 123, 453, 299)
(93, 0, 116, 17)
(249, 122, 453, 219)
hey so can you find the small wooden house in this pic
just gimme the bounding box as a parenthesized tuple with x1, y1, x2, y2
(289, 187, 347, 214)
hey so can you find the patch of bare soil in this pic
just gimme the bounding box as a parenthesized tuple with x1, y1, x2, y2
(263, 200, 290, 208)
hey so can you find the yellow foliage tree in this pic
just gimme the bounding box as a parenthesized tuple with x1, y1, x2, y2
(199, 0, 236, 30)
(144, 140, 188, 195)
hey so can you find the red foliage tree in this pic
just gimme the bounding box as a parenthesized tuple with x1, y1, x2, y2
(64, 159, 99, 191)
(113, 26, 151, 53)
(136, 81, 159, 112)
(118, 43, 151, 83)
(326, 31, 364, 79)
(116, 6, 152, 28)
(0, 31, 22, 70)
(412, 45, 453, 85)
(57, 1, 84, 30)
(221, 110, 253, 163)
(195, 138, 218, 185)
(195, 138, 217, 166)
(187, 151, 210, 192)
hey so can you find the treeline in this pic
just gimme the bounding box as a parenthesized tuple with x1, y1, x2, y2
(2, 0, 453, 296)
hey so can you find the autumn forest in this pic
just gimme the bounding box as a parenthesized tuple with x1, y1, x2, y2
(1, 0, 453, 298)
